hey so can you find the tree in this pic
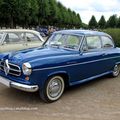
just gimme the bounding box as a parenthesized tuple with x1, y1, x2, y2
(0, 0, 17, 28)
(0, 0, 39, 28)
(117, 17, 120, 28)
(98, 15, 106, 29)
(89, 15, 98, 29)
(76, 14, 82, 28)
(16, 0, 39, 27)
(0, 0, 84, 28)
(48, 0, 58, 25)
(106, 15, 117, 28)
(67, 8, 73, 27)
(37, 0, 50, 26)
(57, 2, 68, 27)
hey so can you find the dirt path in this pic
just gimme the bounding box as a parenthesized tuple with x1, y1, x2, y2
(0, 75, 120, 120)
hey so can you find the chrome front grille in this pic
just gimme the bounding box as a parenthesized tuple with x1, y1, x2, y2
(0, 60, 21, 76)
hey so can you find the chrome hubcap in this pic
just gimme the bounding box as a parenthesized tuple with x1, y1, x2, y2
(113, 65, 119, 76)
(47, 76, 64, 100)
(48, 79, 62, 97)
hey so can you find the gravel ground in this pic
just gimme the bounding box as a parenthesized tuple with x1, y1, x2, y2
(0, 75, 120, 120)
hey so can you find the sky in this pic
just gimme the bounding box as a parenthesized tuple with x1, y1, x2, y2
(57, 0, 120, 24)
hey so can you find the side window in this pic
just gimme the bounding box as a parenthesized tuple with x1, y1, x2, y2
(25, 33, 40, 42)
(101, 36, 114, 48)
(86, 36, 101, 50)
(5, 33, 21, 44)
(66, 35, 81, 49)
(49, 34, 65, 46)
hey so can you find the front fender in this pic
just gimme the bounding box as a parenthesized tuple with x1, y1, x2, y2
(47, 71, 69, 78)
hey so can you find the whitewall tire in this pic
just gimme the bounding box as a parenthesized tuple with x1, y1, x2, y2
(40, 76, 65, 103)
(112, 65, 120, 77)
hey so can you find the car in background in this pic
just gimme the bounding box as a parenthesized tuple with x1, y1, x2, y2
(0, 29, 44, 53)
(0, 30, 120, 103)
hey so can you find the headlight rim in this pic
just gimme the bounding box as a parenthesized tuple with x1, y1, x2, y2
(22, 62, 32, 76)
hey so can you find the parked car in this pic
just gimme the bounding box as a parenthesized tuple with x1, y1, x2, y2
(0, 29, 44, 53)
(0, 30, 120, 103)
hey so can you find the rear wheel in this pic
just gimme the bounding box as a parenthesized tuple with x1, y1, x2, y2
(112, 65, 120, 77)
(40, 76, 65, 103)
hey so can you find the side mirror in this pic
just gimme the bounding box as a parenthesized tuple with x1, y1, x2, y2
(82, 46, 88, 52)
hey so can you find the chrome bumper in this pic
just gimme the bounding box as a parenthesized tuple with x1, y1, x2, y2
(0, 76, 39, 92)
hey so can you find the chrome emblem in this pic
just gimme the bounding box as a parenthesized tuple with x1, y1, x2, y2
(4, 59, 10, 75)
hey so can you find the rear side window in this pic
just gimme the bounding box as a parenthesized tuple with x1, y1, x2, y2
(101, 36, 114, 48)
(86, 36, 101, 50)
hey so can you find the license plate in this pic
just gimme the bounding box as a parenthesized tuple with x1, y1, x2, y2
(0, 76, 10, 87)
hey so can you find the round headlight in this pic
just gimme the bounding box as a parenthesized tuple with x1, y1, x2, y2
(22, 62, 32, 75)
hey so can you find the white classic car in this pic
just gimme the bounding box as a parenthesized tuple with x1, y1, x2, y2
(0, 29, 44, 53)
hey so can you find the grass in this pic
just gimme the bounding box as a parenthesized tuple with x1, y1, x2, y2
(103, 28, 120, 47)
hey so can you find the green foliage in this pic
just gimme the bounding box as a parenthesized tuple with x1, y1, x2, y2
(89, 15, 98, 29)
(106, 15, 117, 28)
(37, 0, 50, 25)
(0, 0, 82, 28)
(98, 15, 120, 29)
(104, 29, 120, 47)
(117, 17, 120, 28)
(88, 15, 120, 29)
(98, 15, 106, 29)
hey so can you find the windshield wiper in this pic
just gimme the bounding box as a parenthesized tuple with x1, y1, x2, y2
(64, 45, 76, 49)
(51, 44, 61, 48)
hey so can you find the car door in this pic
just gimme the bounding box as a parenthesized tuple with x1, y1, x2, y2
(77, 35, 107, 80)
(0, 32, 25, 53)
(99, 35, 116, 71)
(24, 32, 42, 49)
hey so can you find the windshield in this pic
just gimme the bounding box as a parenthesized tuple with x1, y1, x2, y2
(45, 33, 82, 50)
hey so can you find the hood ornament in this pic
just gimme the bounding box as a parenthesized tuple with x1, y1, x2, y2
(4, 59, 10, 75)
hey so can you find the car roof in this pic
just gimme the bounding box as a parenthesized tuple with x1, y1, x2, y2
(55, 30, 111, 38)
(0, 29, 39, 34)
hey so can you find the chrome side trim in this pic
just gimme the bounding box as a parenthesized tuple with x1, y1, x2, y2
(33, 56, 120, 71)
(70, 71, 112, 86)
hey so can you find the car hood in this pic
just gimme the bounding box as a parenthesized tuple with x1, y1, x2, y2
(5, 47, 79, 64)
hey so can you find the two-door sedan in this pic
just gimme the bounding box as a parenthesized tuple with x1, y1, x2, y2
(0, 30, 120, 102)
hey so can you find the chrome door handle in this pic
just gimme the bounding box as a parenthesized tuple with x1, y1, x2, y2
(102, 53, 108, 56)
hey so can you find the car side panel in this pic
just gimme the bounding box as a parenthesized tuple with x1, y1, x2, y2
(30, 48, 120, 89)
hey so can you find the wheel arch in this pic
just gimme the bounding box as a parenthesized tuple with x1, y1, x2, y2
(47, 71, 70, 87)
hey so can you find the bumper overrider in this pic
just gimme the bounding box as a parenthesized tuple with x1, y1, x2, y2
(0, 76, 39, 92)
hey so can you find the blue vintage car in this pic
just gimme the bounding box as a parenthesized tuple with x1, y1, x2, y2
(0, 30, 120, 102)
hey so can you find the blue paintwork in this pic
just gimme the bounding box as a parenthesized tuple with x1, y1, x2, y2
(0, 30, 120, 90)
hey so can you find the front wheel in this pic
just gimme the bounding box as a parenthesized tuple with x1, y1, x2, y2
(112, 65, 120, 77)
(40, 76, 65, 103)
